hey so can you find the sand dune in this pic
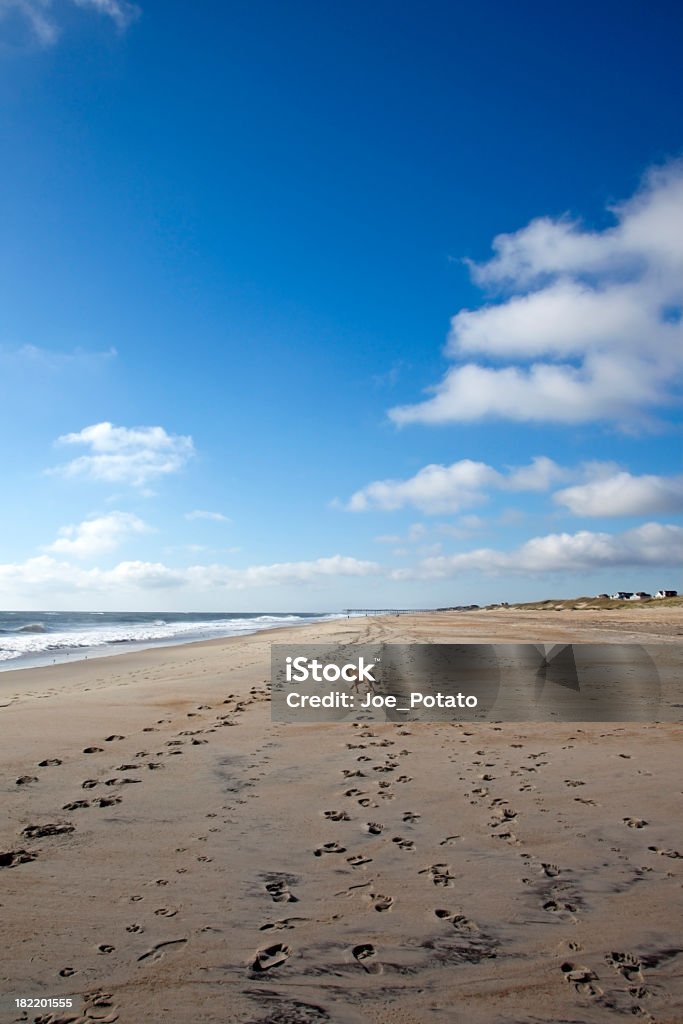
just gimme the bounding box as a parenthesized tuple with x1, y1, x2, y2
(1, 609, 682, 1023)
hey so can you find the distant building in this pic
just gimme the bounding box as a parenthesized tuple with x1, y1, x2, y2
(655, 589, 678, 599)
(596, 593, 609, 599)
(612, 591, 633, 600)
(630, 591, 651, 600)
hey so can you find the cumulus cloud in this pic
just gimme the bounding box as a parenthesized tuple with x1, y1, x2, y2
(554, 472, 683, 517)
(44, 511, 149, 559)
(51, 422, 194, 488)
(390, 162, 683, 426)
(402, 522, 682, 579)
(0, 554, 382, 595)
(185, 510, 231, 523)
(0, 0, 139, 46)
(349, 460, 500, 514)
(348, 456, 564, 514)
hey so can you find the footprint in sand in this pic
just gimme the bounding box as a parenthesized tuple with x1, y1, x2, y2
(264, 876, 298, 903)
(560, 961, 602, 997)
(369, 892, 394, 912)
(63, 800, 90, 810)
(59, 967, 76, 977)
(491, 830, 519, 845)
(402, 811, 420, 824)
(38, 758, 62, 767)
(0, 849, 39, 868)
(352, 943, 382, 973)
(347, 854, 372, 868)
(419, 864, 455, 887)
(314, 842, 346, 857)
(541, 862, 561, 877)
(95, 796, 122, 808)
(137, 938, 187, 962)
(623, 817, 648, 828)
(434, 909, 479, 933)
(154, 908, 177, 917)
(83, 747, 104, 754)
(105, 735, 125, 742)
(126, 924, 144, 933)
(392, 836, 415, 851)
(647, 845, 681, 859)
(22, 822, 74, 839)
(365, 822, 384, 835)
(605, 951, 644, 983)
(324, 810, 351, 821)
(16, 775, 39, 786)
(97, 944, 115, 954)
(543, 899, 577, 915)
(259, 917, 308, 931)
(251, 943, 291, 972)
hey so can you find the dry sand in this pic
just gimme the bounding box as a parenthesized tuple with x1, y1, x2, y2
(1, 608, 682, 1024)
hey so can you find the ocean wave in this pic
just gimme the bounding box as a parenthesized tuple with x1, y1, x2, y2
(0, 611, 344, 669)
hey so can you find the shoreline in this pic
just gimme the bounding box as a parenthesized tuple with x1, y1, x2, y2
(2, 600, 681, 680)
(2, 607, 682, 1023)
(0, 612, 350, 676)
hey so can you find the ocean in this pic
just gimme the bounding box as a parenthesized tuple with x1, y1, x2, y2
(0, 610, 343, 671)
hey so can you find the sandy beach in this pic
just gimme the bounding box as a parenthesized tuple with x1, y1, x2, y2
(2, 608, 682, 1024)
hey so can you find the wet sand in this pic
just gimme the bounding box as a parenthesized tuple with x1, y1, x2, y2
(1, 608, 682, 1023)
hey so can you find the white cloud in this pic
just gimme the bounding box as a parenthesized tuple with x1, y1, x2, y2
(0, 0, 139, 47)
(506, 455, 567, 491)
(404, 522, 682, 578)
(390, 162, 683, 426)
(0, 553, 382, 595)
(348, 456, 564, 514)
(0, 0, 57, 45)
(44, 511, 149, 559)
(348, 459, 500, 514)
(71, 0, 139, 30)
(185, 510, 231, 523)
(554, 472, 683, 517)
(437, 514, 486, 539)
(52, 422, 194, 488)
(0, 344, 117, 370)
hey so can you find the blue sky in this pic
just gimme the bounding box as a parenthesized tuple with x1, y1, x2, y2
(0, 0, 681, 610)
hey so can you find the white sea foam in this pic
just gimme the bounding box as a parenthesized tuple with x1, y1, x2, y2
(0, 611, 344, 668)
